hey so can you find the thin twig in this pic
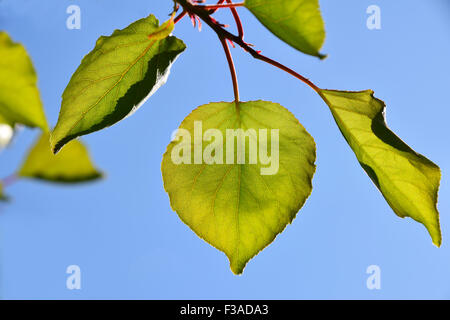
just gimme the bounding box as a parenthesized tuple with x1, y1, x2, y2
(174, 10, 187, 24)
(218, 35, 240, 103)
(209, 0, 225, 14)
(176, 0, 321, 93)
(197, 2, 245, 10)
(226, 0, 244, 39)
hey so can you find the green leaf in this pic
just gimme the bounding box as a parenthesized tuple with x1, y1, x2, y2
(319, 89, 441, 246)
(244, 0, 326, 59)
(19, 132, 102, 183)
(0, 31, 48, 131)
(51, 15, 186, 153)
(162, 101, 316, 274)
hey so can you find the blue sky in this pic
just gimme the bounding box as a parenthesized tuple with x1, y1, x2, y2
(0, 0, 449, 299)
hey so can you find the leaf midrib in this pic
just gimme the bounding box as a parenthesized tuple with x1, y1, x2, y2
(64, 39, 158, 137)
(327, 98, 436, 221)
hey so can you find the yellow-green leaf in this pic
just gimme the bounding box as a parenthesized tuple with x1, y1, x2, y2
(0, 31, 48, 131)
(19, 132, 102, 183)
(162, 101, 316, 274)
(51, 15, 186, 153)
(320, 89, 441, 246)
(244, 0, 326, 59)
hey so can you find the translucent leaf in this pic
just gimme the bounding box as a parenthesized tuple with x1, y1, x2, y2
(19, 132, 102, 183)
(51, 15, 186, 153)
(0, 32, 48, 131)
(244, 0, 326, 59)
(162, 101, 316, 274)
(320, 89, 441, 246)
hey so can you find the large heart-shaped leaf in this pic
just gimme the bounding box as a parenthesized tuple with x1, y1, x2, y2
(51, 15, 186, 153)
(244, 0, 326, 59)
(19, 132, 102, 183)
(320, 89, 441, 246)
(0, 32, 48, 130)
(162, 101, 316, 274)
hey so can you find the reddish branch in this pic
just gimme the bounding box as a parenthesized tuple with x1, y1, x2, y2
(174, 0, 321, 94)
(225, 0, 244, 39)
(175, 0, 244, 39)
(208, 0, 225, 14)
(174, 10, 187, 24)
(197, 2, 245, 10)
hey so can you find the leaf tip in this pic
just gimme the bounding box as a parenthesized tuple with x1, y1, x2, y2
(430, 228, 442, 248)
(230, 259, 246, 276)
(317, 52, 328, 60)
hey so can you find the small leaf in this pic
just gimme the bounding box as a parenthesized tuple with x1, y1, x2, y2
(320, 89, 441, 246)
(162, 101, 316, 274)
(244, 0, 326, 59)
(51, 15, 186, 153)
(19, 132, 102, 183)
(0, 32, 48, 131)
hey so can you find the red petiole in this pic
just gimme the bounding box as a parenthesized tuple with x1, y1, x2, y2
(225, 0, 244, 39)
(219, 34, 240, 103)
(196, 2, 245, 10)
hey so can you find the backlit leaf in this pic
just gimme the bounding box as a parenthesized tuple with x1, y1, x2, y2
(0, 32, 48, 130)
(162, 101, 316, 274)
(244, 0, 326, 59)
(51, 15, 186, 153)
(320, 89, 441, 246)
(19, 132, 102, 183)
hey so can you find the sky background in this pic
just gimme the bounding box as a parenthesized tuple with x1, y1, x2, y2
(0, 0, 449, 299)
